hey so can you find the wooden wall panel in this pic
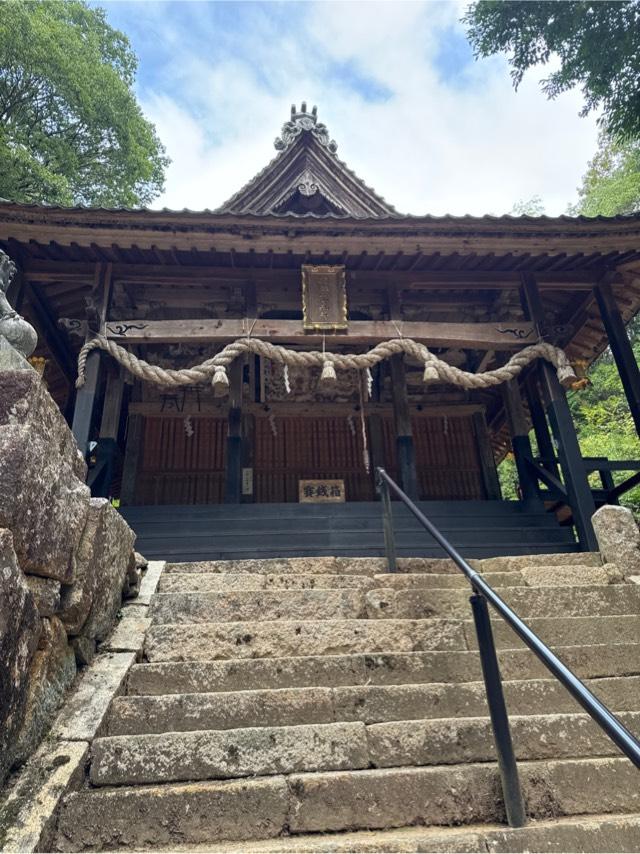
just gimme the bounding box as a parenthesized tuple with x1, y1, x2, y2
(253, 416, 375, 502)
(132, 412, 485, 505)
(135, 416, 226, 505)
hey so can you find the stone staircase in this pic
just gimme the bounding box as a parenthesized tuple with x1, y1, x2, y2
(52, 553, 640, 852)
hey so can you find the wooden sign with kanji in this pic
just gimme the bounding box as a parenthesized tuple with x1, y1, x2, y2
(299, 479, 345, 502)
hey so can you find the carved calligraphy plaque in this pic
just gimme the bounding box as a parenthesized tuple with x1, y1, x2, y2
(299, 479, 345, 503)
(301, 265, 348, 332)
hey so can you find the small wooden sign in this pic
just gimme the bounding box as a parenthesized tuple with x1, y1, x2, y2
(301, 265, 348, 332)
(299, 479, 345, 503)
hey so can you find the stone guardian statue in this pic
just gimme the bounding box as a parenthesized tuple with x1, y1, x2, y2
(0, 250, 38, 370)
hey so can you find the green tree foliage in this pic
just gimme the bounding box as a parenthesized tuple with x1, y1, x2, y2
(510, 196, 545, 216)
(0, 0, 168, 206)
(574, 133, 640, 216)
(464, 1, 640, 141)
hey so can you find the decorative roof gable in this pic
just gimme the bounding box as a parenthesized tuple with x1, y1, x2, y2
(217, 103, 398, 218)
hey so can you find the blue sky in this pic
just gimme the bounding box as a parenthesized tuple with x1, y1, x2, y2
(98, 1, 599, 215)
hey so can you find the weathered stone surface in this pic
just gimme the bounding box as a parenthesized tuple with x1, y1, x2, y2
(25, 575, 61, 617)
(518, 564, 611, 587)
(145, 618, 467, 662)
(477, 552, 602, 573)
(134, 559, 165, 606)
(366, 584, 640, 621)
(54, 777, 289, 851)
(126, 642, 640, 697)
(367, 711, 640, 767)
(52, 651, 135, 741)
(465, 614, 640, 650)
(102, 605, 151, 653)
(0, 529, 41, 784)
(90, 722, 369, 786)
(171, 815, 640, 853)
(0, 370, 90, 582)
(13, 617, 76, 766)
(108, 686, 335, 735)
(149, 589, 367, 624)
(70, 635, 95, 666)
(592, 504, 640, 579)
(159, 572, 375, 593)
(287, 765, 501, 833)
(60, 498, 136, 642)
(0, 739, 88, 853)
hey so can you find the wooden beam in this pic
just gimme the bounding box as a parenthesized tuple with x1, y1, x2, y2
(104, 318, 537, 349)
(71, 351, 100, 455)
(472, 411, 501, 499)
(99, 367, 124, 440)
(21, 259, 606, 287)
(595, 277, 640, 438)
(389, 354, 418, 500)
(120, 414, 143, 506)
(501, 376, 541, 504)
(224, 359, 243, 503)
(521, 274, 597, 550)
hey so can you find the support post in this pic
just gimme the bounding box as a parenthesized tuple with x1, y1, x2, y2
(595, 278, 640, 439)
(72, 351, 100, 456)
(389, 354, 418, 500)
(501, 377, 540, 505)
(120, 413, 143, 506)
(368, 413, 386, 499)
(521, 275, 597, 550)
(241, 413, 255, 503)
(225, 358, 243, 503)
(525, 371, 560, 481)
(470, 592, 526, 828)
(472, 410, 502, 499)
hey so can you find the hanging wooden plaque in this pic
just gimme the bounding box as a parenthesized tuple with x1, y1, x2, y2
(301, 265, 348, 332)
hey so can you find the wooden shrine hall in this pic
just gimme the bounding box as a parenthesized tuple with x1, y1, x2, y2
(3, 102, 640, 561)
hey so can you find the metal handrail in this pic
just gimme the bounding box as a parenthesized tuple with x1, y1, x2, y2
(375, 467, 640, 826)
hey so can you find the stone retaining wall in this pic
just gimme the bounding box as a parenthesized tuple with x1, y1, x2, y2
(0, 368, 139, 785)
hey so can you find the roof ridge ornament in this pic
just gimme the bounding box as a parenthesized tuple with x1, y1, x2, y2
(274, 102, 338, 153)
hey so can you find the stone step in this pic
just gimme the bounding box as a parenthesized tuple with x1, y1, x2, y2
(148, 583, 638, 625)
(367, 711, 640, 767)
(163, 552, 602, 577)
(108, 676, 640, 735)
(90, 722, 370, 786)
(54, 757, 639, 850)
(156, 567, 614, 594)
(144, 615, 640, 661)
(366, 584, 640, 621)
(159, 573, 377, 592)
(92, 712, 640, 788)
(148, 589, 368, 623)
(164, 813, 640, 853)
(127, 643, 640, 695)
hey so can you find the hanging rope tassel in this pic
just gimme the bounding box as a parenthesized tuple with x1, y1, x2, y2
(320, 359, 337, 387)
(423, 362, 439, 383)
(212, 365, 229, 396)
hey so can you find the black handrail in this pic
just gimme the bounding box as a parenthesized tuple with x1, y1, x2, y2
(376, 467, 640, 824)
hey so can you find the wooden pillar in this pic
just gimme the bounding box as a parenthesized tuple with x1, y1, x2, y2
(525, 371, 560, 481)
(71, 263, 112, 457)
(72, 351, 100, 455)
(521, 275, 597, 550)
(99, 367, 125, 440)
(595, 278, 640, 439)
(387, 283, 418, 499)
(241, 413, 255, 503)
(389, 354, 418, 500)
(225, 359, 243, 503)
(501, 376, 540, 504)
(473, 410, 501, 499)
(120, 413, 143, 506)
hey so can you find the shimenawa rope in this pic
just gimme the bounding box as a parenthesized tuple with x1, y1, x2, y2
(75, 334, 577, 394)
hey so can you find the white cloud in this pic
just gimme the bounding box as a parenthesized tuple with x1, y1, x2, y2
(138, 0, 599, 216)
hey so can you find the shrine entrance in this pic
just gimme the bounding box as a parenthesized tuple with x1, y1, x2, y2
(130, 411, 487, 505)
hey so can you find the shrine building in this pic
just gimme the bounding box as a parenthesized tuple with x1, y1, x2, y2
(2, 103, 640, 561)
